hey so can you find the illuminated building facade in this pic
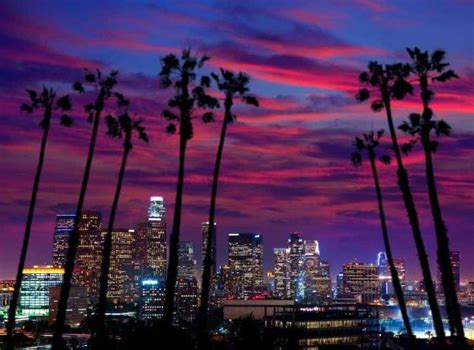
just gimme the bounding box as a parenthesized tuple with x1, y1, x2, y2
(437, 250, 461, 293)
(19, 266, 64, 317)
(377, 252, 391, 297)
(264, 304, 379, 348)
(103, 229, 136, 304)
(140, 277, 166, 320)
(178, 241, 196, 279)
(228, 233, 263, 299)
(175, 277, 198, 325)
(341, 262, 380, 304)
(201, 221, 217, 276)
(146, 196, 167, 277)
(73, 211, 102, 302)
(216, 264, 242, 304)
(391, 258, 406, 283)
(288, 232, 304, 299)
(273, 248, 290, 299)
(53, 214, 75, 267)
(49, 285, 87, 327)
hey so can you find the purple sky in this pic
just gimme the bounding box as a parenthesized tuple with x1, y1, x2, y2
(0, 0, 473, 281)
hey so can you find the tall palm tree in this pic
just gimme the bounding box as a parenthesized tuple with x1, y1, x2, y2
(198, 69, 259, 348)
(399, 47, 465, 343)
(159, 49, 219, 326)
(5, 88, 72, 350)
(351, 130, 413, 339)
(93, 94, 149, 348)
(52, 70, 119, 349)
(356, 62, 445, 341)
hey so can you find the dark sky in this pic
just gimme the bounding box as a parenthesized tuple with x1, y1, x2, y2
(0, 0, 473, 281)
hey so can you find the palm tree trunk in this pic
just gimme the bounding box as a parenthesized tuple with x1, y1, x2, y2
(52, 107, 102, 350)
(368, 154, 413, 338)
(6, 111, 51, 350)
(94, 142, 130, 348)
(419, 78, 465, 343)
(382, 90, 445, 341)
(198, 100, 231, 349)
(163, 133, 187, 326)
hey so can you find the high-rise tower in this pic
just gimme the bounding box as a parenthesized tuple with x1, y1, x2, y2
(53, 214, 75, 267)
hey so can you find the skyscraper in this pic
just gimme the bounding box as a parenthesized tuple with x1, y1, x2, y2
(103, 229, 136, 304)
(228, 233, 263, 299)
(176, 241, 198, 324)
(146, 196, 167, 277)
(178, 241, 196, 279)
(19, 265, 64, 317)
(53, 214, 75, 267)
(450, 251, 460, 292)
(201, 221, 217, 276)
(341, 262, 379, 304)
(392, 258, 406, 283)
(377, 252, 391, 297)
(273, 248, 290, 299)
(74, 211, 102, 302)
(288, 232, 304, 298)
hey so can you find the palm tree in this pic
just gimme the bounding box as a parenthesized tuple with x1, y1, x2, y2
(52, 69, 119, 349)
(159, 49, 219, 326)
(399, 47, 465, 343)
(351, 130, 413, 339)
(93, 94, 149, 348)
(356, 62, 445, 341)
(198, 69, 259, 348)
(5, 88, 72, 350)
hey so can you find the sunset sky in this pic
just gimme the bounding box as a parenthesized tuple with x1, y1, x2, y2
(1, 0, 473, 281)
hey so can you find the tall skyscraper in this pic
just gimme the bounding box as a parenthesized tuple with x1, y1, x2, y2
(228, 233, 263, 299)
(273, 248, 290, 299)
(146, 196, 167, 277)
(391, 258, 406, 283)
(201, 221, 217, 276)
(178, 241, 196, 279)
(19, 266, 64, 317)
(437, 250, 461, 292)
(450, 251, 460, 292)
(53, 214, 75, 267)
(288, 232, 304, 298)
(102, 229, 136, 304)
(74, 211, 102, 302)
(341, 262, 379, 304)
(377, 252, 391, 297)
(176, 241, 198, 324)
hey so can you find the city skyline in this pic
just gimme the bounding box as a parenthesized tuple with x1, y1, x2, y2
(1, 0, 473, 284)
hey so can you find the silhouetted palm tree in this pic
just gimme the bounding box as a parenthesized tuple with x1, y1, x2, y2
(5, 88, 72, 350)
(93, 94, 149, 348)
(52, 70, 119, 349)
(351, 130, 413, 339)
(399, 47, 465, 343)
(198, 69, 259, 349)
(356, 62, 445, 341)
(159, 49, 219, 325)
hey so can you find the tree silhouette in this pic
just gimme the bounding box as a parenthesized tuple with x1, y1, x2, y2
(198, 69, 259, 349)
(93, 94, 148, 348)
(351, 130, 413, 339)
(399, 47, 465, 344)
(5, 88, 72, 350)
(159, 49, 219, 326)
(356, 62, 446, 342)
(52, 69, 120, 349)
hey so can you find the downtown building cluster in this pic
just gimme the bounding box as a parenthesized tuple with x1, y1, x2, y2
(3, 195, 467, 330)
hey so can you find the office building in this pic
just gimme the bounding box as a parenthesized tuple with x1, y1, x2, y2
(288, 232, 304, 298)
(53, 214, 75, 267)
(178, 241, 196, 279)
(73, 211, 102, 302)
(341, 262, 380, 304)
(273, 248, 290, 299)
(19, 266, 64, 317)
(201, 221, 217, 276)
(228, 233, 263, 299)
(49, 285, 87, 327)
(103, 229, 136, 304)
(146, 196, 167, 277)
(140, 277, 166, 320)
